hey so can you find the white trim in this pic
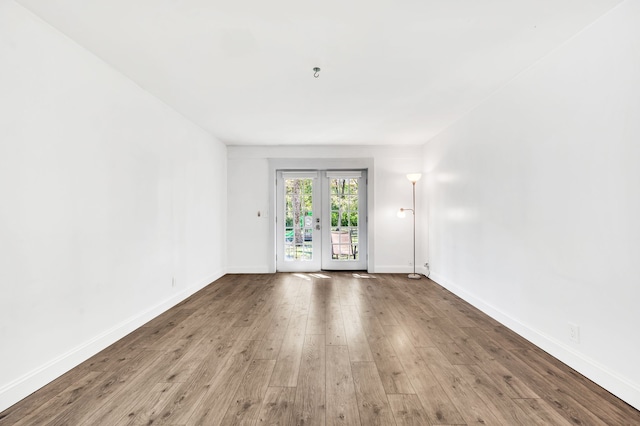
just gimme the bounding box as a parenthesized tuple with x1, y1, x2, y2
(281, 171, 318, 179)
(429, 272, 640, 411)
(226, 266, 270, 274)
(0, 269, 224, 412)
(325, 170, 362, 178)
(374, 265, 417, 274)
(268, 158, 375, 274)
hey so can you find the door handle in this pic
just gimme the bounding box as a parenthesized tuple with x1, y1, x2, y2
(315, 224, 321, 230)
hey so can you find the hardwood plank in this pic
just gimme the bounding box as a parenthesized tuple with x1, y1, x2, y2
(77, 349, 192, 425)
(293, 275, 313, 310)
(221, 275, 263, 314)
(352, 285, 376, 318)
(251, 274, 303, 344)
(84, 308, 192, 371)
(361, 316, 414, 395)
(224, 325, 258, 340)
(293, 334, 326, 426)
(342, 304, 374, 362)
(146, 312, 214, 352)
(158, 335, 231, 384)
(4, 273, 639, 426)
(337, 275, 358, 306)
(220, 359, 276, 425)
(306, 281, 327, 334)
(326, 302, 347, 346)
(0, 365, 94, 425)
(254, 338, 282, 360)
(432, 298, 478, 328)
(11, 371, 105, 426)
(417, 316, 478, 365)
(459, 327, 539, 399)
(361, 280, 400, 326)
(40, 350, 164, 426)
(387, 394, 432, 426)
(511, 347, 640, 425)
(467, 328, 612, 425)
(256, 387, 296, 425)
(384, 325, 465, 425)
(443, 295, 502, 330)
(455, 363, 538, 425)
(417, 346, 503, 425)
(351, 361, 396, 425)
(263, 296, 298, 341)
(182, 339, 260, 425)
(236, 277, 292, 341)
(232, 312, 260, 327)
(137, 308, 197, 338)
(269, 302, 308, 387)
(157, 338, 252, 424)
(241, 308, 278, 340)
(230, 275, 280, 327)
(381, 291, 435, 348)
(123, 382, 183, 426)
(326, 345, 361, 426)
(385, 275, 442, 319)
(175, 338, 234, 398)
(511, 398, 575, 426)
(482, 324, 532, 350)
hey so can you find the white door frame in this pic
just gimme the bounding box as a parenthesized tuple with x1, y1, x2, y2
(275, 171, 322, 272)
(321, 170, 368, 270)
(268, 158, 375, 273)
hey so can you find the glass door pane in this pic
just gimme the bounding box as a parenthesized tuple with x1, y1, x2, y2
(322, 171, 367, 270)
(276, 171, 321, 271)
(284, 177, 314, 261)
(329, 178, 359, 261)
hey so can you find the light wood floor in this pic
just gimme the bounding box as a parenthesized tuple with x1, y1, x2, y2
(2, 273, 639, 425)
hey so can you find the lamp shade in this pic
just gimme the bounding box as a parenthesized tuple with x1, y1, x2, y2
(406, 173, 422, 183)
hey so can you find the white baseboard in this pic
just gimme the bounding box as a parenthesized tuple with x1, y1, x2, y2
(429, 272, 640, 411)
(226, 266, 270, 274)
(374, 265, 418, 274)
(228, 265, 429, 275)
(0, 269, 225, 413)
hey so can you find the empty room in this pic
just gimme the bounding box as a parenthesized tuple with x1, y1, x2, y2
(1, 0, 639, 424)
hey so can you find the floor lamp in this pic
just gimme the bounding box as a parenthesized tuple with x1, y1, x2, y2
(398, 173, 422, 279)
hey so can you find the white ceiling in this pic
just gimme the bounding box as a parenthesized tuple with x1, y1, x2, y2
(17, 0, 621, 146)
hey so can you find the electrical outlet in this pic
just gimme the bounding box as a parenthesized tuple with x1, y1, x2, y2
(424, 262, 429, 268)
(569, 323, 580, 343)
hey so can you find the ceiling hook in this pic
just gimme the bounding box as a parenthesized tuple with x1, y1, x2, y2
(313, 67, 321, 78)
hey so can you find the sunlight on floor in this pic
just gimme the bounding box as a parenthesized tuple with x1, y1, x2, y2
(309, 273, 331, 279)
(292, 272, 375, 280)
(293, 273, 332, 280)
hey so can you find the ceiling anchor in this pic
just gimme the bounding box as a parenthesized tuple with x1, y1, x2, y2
(313, 67, 321, 78)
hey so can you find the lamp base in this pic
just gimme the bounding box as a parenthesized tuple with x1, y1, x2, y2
(408, 273, 422, 280)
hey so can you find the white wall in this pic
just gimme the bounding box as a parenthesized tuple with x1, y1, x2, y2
(227, 145, 425, 273)
(0, 1, 226, 411)
(423, 0, 640, 408)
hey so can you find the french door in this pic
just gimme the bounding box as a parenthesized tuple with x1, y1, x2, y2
(276, 171, 322, 271)
(276, 170, 367, 272)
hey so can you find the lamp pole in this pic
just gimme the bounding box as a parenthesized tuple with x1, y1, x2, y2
(409, 180, 420, 279)
(399, 173, 422, 280)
